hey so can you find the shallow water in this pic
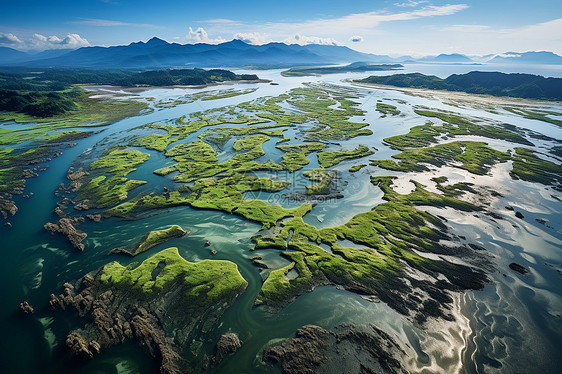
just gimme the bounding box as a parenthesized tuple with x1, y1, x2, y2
(1, 67, 561, 373)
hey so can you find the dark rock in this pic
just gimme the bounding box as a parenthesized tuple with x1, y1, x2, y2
(212, 333, 242, 366)
(67, 168, 89, 192)
(468, 243, 487, 251)
(55, 206, 65, 217)
(86, 214, 102, 222)
(263, 324, 408, 374)
(44, 218, 87, 251)
(19, 301, 34, 314)
(48, 249, 246, 374)
(74, 202, 89, 211)
(0, 198, 18, 219)
(66, 332, 100, 359)
(509, 262, 528, 275)
(505, 205, 514, 211)
(487, 211, 504, 220)
(515, 211, 524, 219)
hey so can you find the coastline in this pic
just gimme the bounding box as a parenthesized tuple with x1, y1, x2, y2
(81, 79, 271, 98)
(352, 81, 562, 107)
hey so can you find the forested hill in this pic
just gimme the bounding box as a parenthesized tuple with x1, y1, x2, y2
(0, 68, 259, 117)
(357, 71, 562, 101)
(0, 68, 258, 91)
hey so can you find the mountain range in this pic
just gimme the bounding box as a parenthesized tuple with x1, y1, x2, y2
(1, 37, 561, 69)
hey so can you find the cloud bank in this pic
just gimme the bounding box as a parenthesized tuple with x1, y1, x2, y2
(186, 27, 225, 44)
(0, 32, 90, 51)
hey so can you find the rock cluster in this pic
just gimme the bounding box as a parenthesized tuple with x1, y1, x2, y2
(47, 248, 247, 374)
(0, 198, 18, 219)
(19, 301, 34, 314)
(264, 324, 409, 374)
(67, 168, 89, 192)
(86, 214, 102, 222)
(49, 275, 188, 374)
(211, 333, 242, 365)
(44, 217, 87, 251)
(509, 262, 528, 275)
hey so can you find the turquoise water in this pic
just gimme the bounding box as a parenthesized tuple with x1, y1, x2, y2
(1, 67, 561, 373)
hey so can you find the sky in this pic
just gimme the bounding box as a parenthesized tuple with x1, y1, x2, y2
(0, 0, 561, 56)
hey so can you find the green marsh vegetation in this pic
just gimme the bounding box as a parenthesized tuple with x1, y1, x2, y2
(67, 85, 508, 321)
(503, 106, 562, 127)
(349, 164, 367, 172)
(510, 147, 562, 189)
(372, 141, 511, 175)
(152, 88, 258, 109)
(276, 143, 327, 172)
(77, 149, 150, 209)
(111, 225, 187, 256)
(303, 168, 339, 195)
(376, 102, 400, 117)
(318, 145, 374, 168)
(376, 108, 561, 188)
(99, 246, 248, 315)
(288, 84, 373, 140)
(253, 176, 486, 319)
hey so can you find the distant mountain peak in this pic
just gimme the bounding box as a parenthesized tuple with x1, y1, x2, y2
(221, 39, 250, 47)
(146, 37, 169, 46)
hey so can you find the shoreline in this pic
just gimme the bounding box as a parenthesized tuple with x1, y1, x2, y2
(81, 79, 271, 98)
(352, 81, 562, 107)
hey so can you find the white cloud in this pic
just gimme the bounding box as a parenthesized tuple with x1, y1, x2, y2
(199, 4, 468, 44)
(494, 53, 521, 58)
(395, 0, 428, 7)
(233, 32, 267, 45)
(441, 24, 493, 33)
(30, 33, 90, 50)
(186, 27, 226, 44)
(0, 32, 90, 50)
(265, 4, 468, 35)
(72, 18, 158, 28)
(283, 34, 341, 46)
(434, 18, 562, 54)
(350, 36, 364, 42)
(0, 32, 22, 45)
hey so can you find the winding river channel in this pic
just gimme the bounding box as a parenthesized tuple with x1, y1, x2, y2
(1, 66, 561, 373)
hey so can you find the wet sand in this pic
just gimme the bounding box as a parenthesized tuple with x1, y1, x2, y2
(81, 79, 271, 98)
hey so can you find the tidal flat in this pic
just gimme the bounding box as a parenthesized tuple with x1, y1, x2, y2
(1, 70, 561, 374)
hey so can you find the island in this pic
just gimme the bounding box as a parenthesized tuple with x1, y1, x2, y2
(48, 247, 248, 373)
(282, 62, 403, 77)
(356, 71, 562, 102)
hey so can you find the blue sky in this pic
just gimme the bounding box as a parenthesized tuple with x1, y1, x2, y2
(1, 0, 561, 55)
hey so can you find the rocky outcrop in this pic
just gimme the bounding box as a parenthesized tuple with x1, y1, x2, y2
(109, 225, 187, 256)
(0, 198, 18, 219)
(86, 214, 102, 222)
(67, 168, 89, 192)
(19, 301, 34, 315)
(66, 332, 100, 359)
(44, 217, 87, 251)
(212, 333, 242, 366)
(263, 324, 408, 374)
(73, 201, 89, 211)
(48, 247, 247, 374)
(509, 262, 528, 275)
